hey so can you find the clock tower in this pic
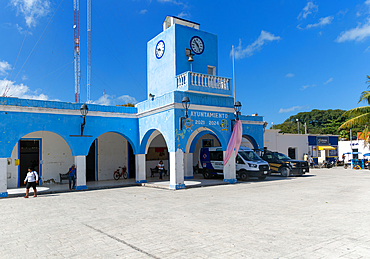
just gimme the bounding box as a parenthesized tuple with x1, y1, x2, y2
(147, 16, 231, 99)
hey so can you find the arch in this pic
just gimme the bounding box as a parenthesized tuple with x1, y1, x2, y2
(242, 134, 259, 150)
(140, 129, 169, 154)
(86, 131, 138, 155)
(185, 126, 227, 153)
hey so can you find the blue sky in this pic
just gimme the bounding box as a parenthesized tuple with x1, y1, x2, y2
(1, 0, 370, 126)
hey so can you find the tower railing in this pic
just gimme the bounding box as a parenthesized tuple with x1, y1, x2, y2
(177, 72, 230, 91)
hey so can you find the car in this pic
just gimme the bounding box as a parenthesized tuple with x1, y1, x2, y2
(261, 151, 309, 177)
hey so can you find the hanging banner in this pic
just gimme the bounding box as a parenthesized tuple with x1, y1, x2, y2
(14, 159, 20, 166)
(223, 120, 242, 166)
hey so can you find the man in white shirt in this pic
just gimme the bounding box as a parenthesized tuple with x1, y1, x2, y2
(24, 167, 39, 198)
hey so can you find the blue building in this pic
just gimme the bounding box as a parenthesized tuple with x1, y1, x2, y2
(0, 16, 265, 197)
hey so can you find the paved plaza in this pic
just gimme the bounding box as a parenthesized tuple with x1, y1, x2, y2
(1, 168, 370, 258)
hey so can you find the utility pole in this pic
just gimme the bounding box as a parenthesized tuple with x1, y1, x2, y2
(73, 0, 81, 103)
(304, 122, 307, 134)
(87, 0, 91, 103)
(296, 119, 299, 134)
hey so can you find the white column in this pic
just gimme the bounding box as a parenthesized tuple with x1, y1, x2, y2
(184, 153, 194, 179)
(169, 149, 185, 189)
(135, 154, 146, 183)
(75, 155, 87, 190)
(0, 158, 8, 197)
(223, 150, 237, 183)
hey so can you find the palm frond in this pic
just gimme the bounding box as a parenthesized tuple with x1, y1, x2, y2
(358, 91, 370, 104)
(342, 106, 370, 117)
(339, 112, 370, 129)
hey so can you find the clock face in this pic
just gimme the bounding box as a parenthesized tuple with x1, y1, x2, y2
(190, 36, 204, 55)
(156, 40, 165, 59)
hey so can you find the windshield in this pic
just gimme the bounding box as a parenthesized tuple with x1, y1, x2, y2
(239, 150, 262, 161)
(275, 153, 291, 160)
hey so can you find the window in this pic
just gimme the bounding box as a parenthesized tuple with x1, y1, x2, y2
(210, 151, 223, 161)
(207, 66, 216, 76)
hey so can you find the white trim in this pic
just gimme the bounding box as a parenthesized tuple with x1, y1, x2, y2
(0, 105, 137, 118)
(137, 103, 234, 118)
(241, 120, 265, 125)
(185, 90, 230, 97)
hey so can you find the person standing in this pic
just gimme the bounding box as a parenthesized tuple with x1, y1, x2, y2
(158, 160, 164, 180)
(309, 156, 315, 169)
(68, 164, 76, 190)
(24, 167, 38, 198)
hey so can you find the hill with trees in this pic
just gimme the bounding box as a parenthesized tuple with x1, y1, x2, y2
(272, 109, 361, 139)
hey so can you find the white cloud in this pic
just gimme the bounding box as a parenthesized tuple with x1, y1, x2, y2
(324, 78, 333, 84)
(10, 0, 51, 27)
(93, 94, 137, 106)
(139, 9, 147, 14)
(279, 106, 305, 113)
(301, 84, 316, 90)
(157, 0, 187, 8)
(0, 79, 50, 100)
(298, 16, 334, 30)
(177, 11, 190, 19)
(285, 73, 294, 78)
(298, 1, 318, 20)
(335, 19, 370, 42)
(365, 46, 370, 52)
(233, 30, 281, 59)
(0, 61, 11, 76)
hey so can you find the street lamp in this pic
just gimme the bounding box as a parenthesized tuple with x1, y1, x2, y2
(234, 101, 242, 120)
(296, 118, 299, 134)
(80, 104, 88, 136)
(180, 96, 190, 130)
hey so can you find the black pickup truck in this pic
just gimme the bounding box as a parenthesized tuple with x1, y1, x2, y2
(261, 152, 309, 177)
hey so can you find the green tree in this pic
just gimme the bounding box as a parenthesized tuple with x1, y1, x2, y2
(273, 109, 350, 135)
(339, 75, 370, 145)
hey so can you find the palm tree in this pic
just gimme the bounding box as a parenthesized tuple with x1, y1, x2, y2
(339, 75, 370, 145)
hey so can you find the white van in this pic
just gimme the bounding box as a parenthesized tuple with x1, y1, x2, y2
(198, 147, 270, 180)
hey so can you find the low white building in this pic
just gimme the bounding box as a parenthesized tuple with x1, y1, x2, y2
(338, 140, 370, 163)
(264, 129, 339, 164)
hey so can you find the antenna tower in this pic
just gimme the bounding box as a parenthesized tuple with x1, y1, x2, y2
(87, 0, 91, 103)
(73, 0, 81, 103)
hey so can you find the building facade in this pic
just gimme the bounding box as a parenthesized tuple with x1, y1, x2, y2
(0, 16, 266, 197)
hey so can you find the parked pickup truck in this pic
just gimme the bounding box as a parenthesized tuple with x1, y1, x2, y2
(261, 151, 309, 177)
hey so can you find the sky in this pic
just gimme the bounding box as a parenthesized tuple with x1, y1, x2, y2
(1, 0, 370, 126)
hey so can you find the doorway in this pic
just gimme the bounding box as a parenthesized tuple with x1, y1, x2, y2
(128, 143, 135, 178)
(86, 140, 96, 181)
(19, 139, 40, 187)
(288, 147, 296, 159)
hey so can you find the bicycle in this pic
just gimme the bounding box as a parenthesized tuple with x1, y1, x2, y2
(113, 166, 128, 180)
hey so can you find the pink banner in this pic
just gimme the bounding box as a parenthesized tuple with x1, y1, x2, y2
(223, 120, 243, 166)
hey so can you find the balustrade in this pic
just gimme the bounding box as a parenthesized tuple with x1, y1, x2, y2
(177, 72, 229, 90)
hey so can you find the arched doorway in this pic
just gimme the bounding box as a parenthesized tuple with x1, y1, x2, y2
(145, 131, 169, 181)
(8, 131, 73, 188)
(86, 132, 135, 182)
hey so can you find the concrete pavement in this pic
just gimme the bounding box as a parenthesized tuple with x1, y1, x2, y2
(1, 167, 369, 258)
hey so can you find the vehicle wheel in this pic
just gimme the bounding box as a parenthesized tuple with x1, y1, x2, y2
(239, 171, 249, 181)
(344, 164, 348, 169)
(203, 170, 211, 179)
(123, 172, 128, 179)
(280, 167, 290, 177)
(258, 176, 266, 180)
(113, 171, 120, 180)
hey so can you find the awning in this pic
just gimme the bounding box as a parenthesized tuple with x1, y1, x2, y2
(318, 146, 335, 150)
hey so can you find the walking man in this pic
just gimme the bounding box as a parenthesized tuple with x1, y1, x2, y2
(24, 167, 38, 198)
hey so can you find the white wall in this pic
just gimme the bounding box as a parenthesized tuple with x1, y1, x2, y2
(97, 133, 128, 181)
(7, 131, 73, 188)
(264, 129, 308, 160)
(338, 140, 370, 163)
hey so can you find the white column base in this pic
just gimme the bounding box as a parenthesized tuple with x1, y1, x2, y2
(75, 156, 87, 190)
(0, 158, 8, 197)
(169, 149, 185, 189)
(184, 153, 194, 179)
(135, 154, 147, 183)
(223, 150, 237, 184)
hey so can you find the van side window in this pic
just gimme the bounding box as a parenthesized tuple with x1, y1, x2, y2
(210, 151, 223, 161)
(236, 155, 244, 164)
(264, 154, 273, 161)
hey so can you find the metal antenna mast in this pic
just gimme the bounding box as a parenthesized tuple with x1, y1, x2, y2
(87, 0, 91, 103)
(73, 0, 81, 103)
